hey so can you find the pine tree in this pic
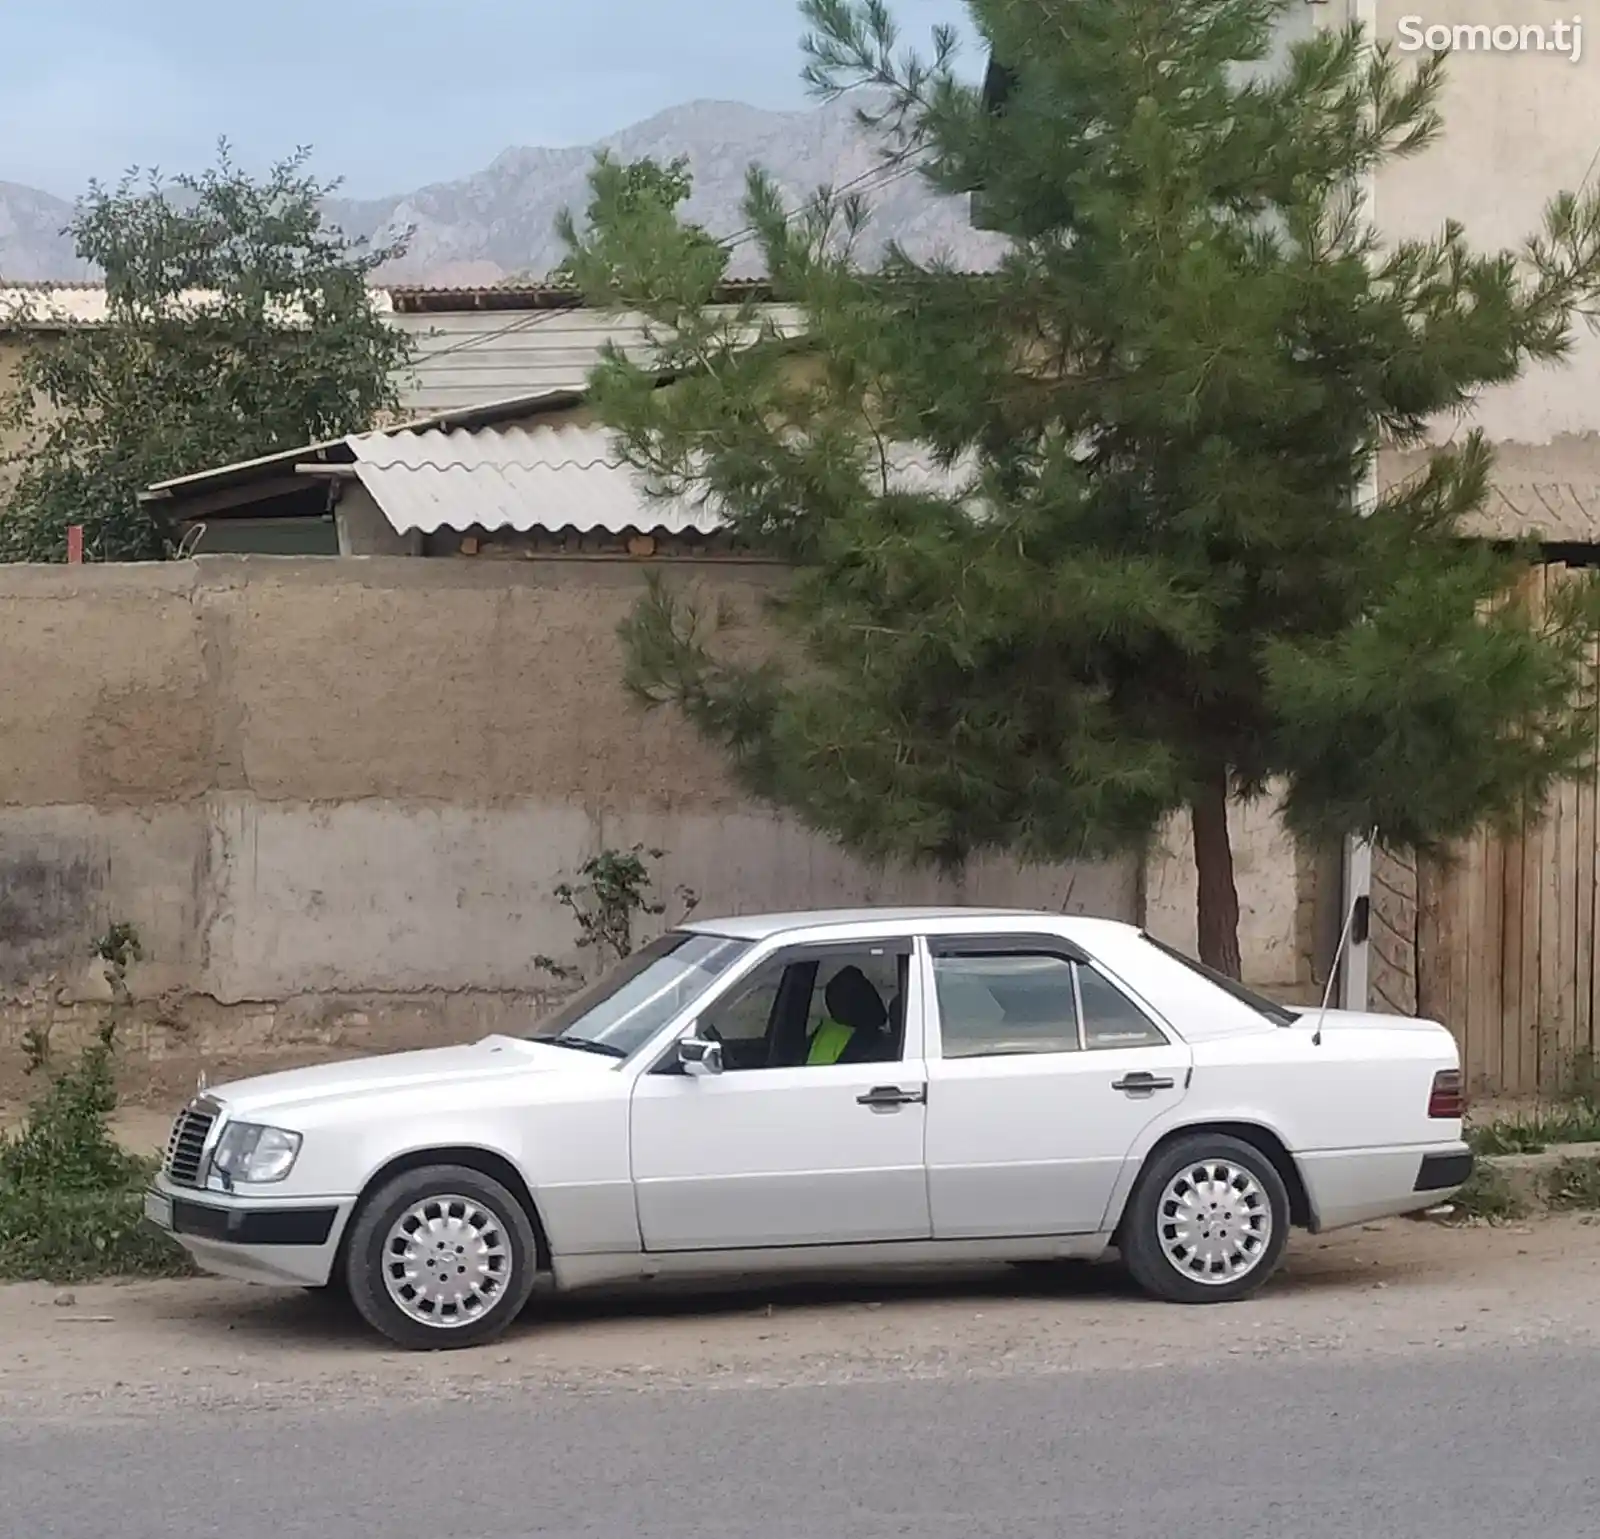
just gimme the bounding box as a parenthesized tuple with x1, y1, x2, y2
(563, 0, 1600, 978)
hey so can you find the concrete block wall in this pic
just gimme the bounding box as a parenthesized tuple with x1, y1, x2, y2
(1143, 792, 1319, 1000)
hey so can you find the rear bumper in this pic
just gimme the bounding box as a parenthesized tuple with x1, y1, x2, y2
(1298, 1141, 1475, 1231)
(145, 1183, 351, 1288)
(1414, 1146, 1475, 1193)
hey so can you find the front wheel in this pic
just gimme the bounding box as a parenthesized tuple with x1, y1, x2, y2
(344, 1164, 539, 1350)
(1119, 1134, 1290, 1304)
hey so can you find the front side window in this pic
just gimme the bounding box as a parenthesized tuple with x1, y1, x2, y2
(535, 931, 751, 1059)
(689, 941, 911, 1071)
(932, 952, 1081, 1058)
(697, 961, 786, 1071)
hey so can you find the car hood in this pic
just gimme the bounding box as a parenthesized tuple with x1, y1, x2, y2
(206, 1036, 611, 1119)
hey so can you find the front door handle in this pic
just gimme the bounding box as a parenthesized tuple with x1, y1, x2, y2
(1112, 1072, 1176, 1095)
(857, 1085, 926, 1110)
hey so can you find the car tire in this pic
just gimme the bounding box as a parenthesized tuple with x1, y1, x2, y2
(344, 1164, 540, 1351)
(1119, 1133, 1291, 1305)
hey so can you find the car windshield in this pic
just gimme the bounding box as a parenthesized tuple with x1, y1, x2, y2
(534, 931, 751, 1059)
(1140, 933, 1297, 1027)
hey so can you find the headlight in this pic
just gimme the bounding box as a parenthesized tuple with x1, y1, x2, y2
(209, 1122, 302, 1184)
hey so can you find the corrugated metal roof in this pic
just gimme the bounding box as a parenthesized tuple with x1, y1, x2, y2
(0, 279, 789, 328)
(0, 279, 105, 292)
(350, 423, 717, 536)
(348, 419, 975, 537)
(0, 284, 398, 330)
(0, 285, 118, 327)
(143, 390, 588, 501)
(386, 278, 779, 313)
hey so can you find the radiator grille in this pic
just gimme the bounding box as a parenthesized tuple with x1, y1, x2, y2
(164, 1102, 217, 1187)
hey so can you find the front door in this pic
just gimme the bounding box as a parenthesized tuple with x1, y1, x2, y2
(630, 937, 932, 1252)
(922, 935, 1193, 1238)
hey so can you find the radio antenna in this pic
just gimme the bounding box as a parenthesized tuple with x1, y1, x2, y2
(1310, 897, 1362, 1047)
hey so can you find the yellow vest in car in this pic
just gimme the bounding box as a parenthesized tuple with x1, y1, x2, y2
(806, 1017, 855, 1065)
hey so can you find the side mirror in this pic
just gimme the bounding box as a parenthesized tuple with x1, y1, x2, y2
(677, 1028, 723, 1077)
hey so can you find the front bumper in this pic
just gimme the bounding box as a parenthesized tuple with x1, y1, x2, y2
(144, 1182, 353, 1288)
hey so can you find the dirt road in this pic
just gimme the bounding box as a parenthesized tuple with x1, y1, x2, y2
(3, 1213, 1597, 1418)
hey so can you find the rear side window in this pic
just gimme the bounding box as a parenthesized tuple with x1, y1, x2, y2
(932, 952, 1080, 1058)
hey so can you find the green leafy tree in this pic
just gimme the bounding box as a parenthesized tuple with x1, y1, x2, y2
(563, 0, 1600, 977)
(0, 144, 413, 561)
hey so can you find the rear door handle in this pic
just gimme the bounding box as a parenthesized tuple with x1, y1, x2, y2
(857, 1085, 926, 1110)
(1112, 1072, 1176, 1095)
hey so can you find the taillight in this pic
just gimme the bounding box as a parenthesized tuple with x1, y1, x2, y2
(1428, 1069, 1465, 1119)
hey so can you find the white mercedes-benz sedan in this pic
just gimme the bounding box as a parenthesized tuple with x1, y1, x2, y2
(143, 908, 1473, 1350)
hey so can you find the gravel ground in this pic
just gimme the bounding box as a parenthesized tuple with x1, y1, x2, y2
(2, 1212, 1596, 1419)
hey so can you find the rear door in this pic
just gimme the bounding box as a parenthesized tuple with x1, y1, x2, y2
(922, 933, 1193, 1238)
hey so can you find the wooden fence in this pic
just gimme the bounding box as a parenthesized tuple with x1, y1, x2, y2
(1370, 562, 1600, 1097)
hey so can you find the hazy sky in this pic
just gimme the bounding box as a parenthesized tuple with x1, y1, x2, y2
(2, 0, 972, 198)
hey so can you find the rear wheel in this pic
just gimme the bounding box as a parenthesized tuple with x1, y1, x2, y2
(344, 1164, 539, 1350)
(1119, 1133, 1290, 1304)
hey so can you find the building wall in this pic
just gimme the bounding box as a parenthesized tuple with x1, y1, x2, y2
(0, 337, 31, 470)
(0, 556, 1141, 1100)
(393, 305, 805, 413)
(334, 483, 422, 555)
(1374, 0, 1600, 534)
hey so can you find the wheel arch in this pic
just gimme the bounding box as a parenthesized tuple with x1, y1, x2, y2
(341, 1145, 553, 1275)
(1111, 1120, 1314, 1242)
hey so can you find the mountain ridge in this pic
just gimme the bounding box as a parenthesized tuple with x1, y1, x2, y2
(0, 96, 1004, 286)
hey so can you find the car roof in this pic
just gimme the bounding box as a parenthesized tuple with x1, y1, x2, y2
(680, 907, 1141, 944)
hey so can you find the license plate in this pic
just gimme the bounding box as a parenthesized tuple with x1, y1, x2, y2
(143, 1190, 173, 1230)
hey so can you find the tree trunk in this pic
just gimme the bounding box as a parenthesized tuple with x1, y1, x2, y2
(1191, 770, 1243, 980)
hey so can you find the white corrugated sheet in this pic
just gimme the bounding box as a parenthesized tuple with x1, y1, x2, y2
(349, 420, 975, 537)
(349, 423, 717, 535)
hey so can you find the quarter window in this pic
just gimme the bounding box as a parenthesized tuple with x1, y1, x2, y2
(932, 952, 1080, 1058)
(1077, 965, 1166, 1049)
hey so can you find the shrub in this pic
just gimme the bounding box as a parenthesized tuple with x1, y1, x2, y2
(0, 1181, 191, 1283)
(0, 1021, 146, 1194)
(0, 924, 190, 1281)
